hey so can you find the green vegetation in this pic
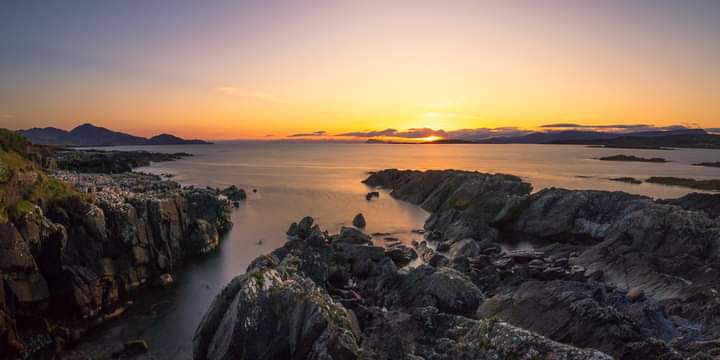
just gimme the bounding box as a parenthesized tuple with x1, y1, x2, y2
(0, 129, 29, 155)
(0, 129, 86, 221)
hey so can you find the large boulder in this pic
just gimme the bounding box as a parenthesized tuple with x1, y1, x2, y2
(193, 256, 360, 360)
(397, 265, 483, 316)
(480, 280, 678, 356)
(335, 227, 372, 245)
(364, 170, 531, 241)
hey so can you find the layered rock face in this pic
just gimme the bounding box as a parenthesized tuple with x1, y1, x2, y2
(0, 172, 231, 357)
(363, 169, 532, 242)
(362, 169, 720, 358)
(195, 217, 611, 360)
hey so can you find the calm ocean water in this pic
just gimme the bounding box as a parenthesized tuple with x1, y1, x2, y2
(70, 143, 720, 358)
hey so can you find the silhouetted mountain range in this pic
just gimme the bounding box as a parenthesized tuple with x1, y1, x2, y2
(473, 129, 708, 144)
(17, 123, 211, 146)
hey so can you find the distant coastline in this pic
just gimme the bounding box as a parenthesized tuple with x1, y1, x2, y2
(364, 128, 720, 150)
(17, 123, 212, 147)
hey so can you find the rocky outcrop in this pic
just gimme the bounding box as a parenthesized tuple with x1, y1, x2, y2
(363, 169, 531, 242)
(0, 173, 231, 358)
(363, 169, 720, 358)
(195, 219, 611, 360)
(659, 192, 720, 219)
(220, 185, 247, 201)
(193, 254, 360, 360)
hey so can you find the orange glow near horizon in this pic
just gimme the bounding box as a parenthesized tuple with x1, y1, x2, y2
(2, 2, 719, 139)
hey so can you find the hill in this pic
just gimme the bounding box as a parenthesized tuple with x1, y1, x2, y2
(17, 123, 212, 146)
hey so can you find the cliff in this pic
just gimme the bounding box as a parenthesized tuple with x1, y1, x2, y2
(0, 131, 231, 358)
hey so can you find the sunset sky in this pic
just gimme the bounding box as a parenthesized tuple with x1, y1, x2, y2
(1, 0, 719, 140)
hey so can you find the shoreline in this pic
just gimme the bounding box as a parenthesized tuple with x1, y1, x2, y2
(0, 147, 240, 358)
(194, 169, 720, 359)
(4, 144, 720, 358)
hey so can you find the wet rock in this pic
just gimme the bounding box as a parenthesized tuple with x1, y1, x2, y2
(336, 227, 372, 245)
(385, 245, 417, 267)
(352, 213, 366, 228)
(220, 185, 246, 201)
(365, 191, 379, 200)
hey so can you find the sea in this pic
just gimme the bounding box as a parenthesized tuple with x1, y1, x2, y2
(68, 142, 720, 358)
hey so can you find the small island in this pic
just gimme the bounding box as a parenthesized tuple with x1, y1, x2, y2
(609, 177, 642, 184)
(693, 162, 720, 168)
(597, 154, 668, 163)
(646, 177, 720, 191)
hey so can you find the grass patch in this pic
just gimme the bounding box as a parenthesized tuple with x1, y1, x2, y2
(0, 129, 29, 155)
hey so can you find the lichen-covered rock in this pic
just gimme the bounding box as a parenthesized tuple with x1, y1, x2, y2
(480, 280, 678, 356)
(197, 220, 613, 360)
(364, 169, 531, 242)
(397, 265, 483, 316)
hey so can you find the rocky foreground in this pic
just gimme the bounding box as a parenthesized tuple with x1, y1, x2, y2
(0, 142, 233, 358)
(192, 169, 720, 359)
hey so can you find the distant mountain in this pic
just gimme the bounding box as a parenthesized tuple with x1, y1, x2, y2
(148, 133, 210, 145)
(551, 131, 720, 149)
(17, 123, 211, 146)
(472, 129, 708, 145)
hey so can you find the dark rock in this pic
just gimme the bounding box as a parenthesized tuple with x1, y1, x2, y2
(193, 256, 360, 360)
(480, 281, 678, 356)
(352, 213, 366, 228)
(115, 339, 149, 357)
(365, 191, 380, 200)
(220, 185, 247, 201)
(428, 253, 449, 268)
(398, 266, 483, 316)
(385, 245, 417, 267)
(448, 238, 481, 259)
(336, 227, 372, 245)
(659, 193, 720, 219)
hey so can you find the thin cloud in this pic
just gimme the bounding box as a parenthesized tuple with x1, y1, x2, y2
(288, 130, 327, 137)
(0, 113, 16, 119)
(335, 127, 531, 140)
(336, 128, 398, 137)
(540, 123, 653, 129)
(539, 123, 696, 133)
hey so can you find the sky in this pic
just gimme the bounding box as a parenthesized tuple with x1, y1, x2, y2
(1, 0, 719, 140)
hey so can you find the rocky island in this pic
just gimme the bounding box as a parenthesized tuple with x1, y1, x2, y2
(0, 130, 233, 358)
(597, 155, 668, 163)
(195, 169, 720, 359)
(646, 176, 720, 191)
